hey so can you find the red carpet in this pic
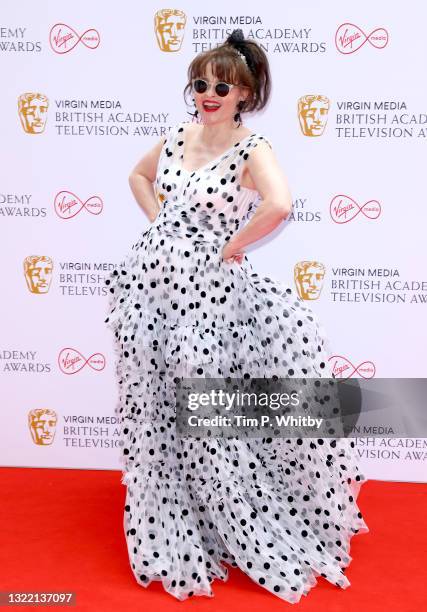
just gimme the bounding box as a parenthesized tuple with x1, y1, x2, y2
(0, 468, 424, 611)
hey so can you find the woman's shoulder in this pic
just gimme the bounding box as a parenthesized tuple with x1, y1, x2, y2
(162, 120, 192, 144)
(247, 130, 273, 150)
(176, 120, 192, 133)
(162, 121, 186, 149)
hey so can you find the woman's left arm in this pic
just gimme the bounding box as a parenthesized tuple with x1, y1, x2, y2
(222, 141, 292, 261)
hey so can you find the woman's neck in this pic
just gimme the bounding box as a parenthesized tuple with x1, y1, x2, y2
(196, 121, 248, 147)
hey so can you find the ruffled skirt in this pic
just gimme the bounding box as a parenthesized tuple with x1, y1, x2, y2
(103, 224, 369, 603)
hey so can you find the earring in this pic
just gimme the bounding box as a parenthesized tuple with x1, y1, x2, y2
(193, 97, 202, 123)
(187, 97, 201, 123)
(234, 100, 245, 127)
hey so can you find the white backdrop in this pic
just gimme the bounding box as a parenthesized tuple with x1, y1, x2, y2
(1, 1, 426, 481)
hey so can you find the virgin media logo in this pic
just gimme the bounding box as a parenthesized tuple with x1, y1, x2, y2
(54, 191, 103, 219)
(58, 348, 105, 374)
(335, 23, 389, 54)
(329, 194, 381, 224)
(329, 355, 376, 379)
(49, 23, 100, 54)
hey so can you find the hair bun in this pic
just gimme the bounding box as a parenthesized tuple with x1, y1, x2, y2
(226, 28, 245, 46)
(225, 28, 256, 75)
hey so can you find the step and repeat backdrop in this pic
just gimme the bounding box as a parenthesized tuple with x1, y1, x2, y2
(1, 1, 426, 481)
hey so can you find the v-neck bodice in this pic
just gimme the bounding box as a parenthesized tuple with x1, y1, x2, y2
(178, 124, 257, 174)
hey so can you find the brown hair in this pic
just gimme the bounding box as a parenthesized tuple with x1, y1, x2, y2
(183, 30, 271, 117)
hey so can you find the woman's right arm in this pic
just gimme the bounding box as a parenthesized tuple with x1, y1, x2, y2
(128, 135, 166, 223)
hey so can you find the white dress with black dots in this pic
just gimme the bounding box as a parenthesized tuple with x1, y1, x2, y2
(103, 121, 369, 603)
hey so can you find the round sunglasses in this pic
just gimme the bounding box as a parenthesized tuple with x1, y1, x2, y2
(192, 78, 240, 98)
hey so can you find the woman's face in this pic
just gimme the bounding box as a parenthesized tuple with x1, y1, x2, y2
(193, 62, 247, 126)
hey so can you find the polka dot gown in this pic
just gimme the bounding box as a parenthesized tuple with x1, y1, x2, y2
(103, 121, 369, 603)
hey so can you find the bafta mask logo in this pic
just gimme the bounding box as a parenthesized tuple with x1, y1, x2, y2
(298, 95, 330, 136)
(18, 93, 49, 134)
(154, 9, 186, 52)
(24, 255, 53, 294)
(28, 408, 57, 445)
(294, 261, 326, 300)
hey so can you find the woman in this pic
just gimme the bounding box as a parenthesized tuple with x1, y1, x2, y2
(104, 29, 369, 604)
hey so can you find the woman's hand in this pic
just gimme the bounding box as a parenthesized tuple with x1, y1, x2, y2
(221, 241, 246, 265)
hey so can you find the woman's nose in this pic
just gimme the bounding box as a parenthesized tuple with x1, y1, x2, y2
(205, 82, 217, 95)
